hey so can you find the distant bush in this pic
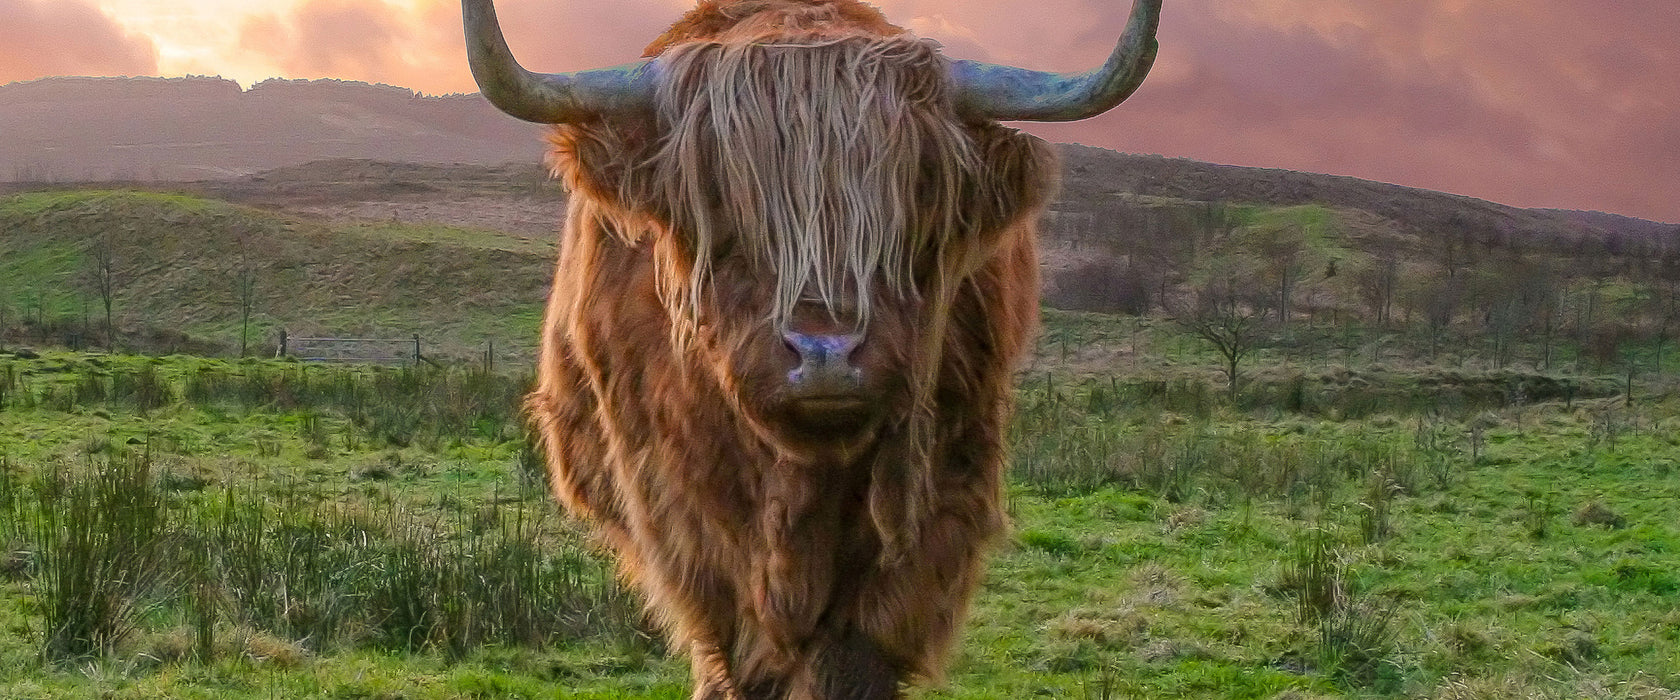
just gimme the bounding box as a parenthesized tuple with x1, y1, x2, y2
(1044, 259, 1152, 315)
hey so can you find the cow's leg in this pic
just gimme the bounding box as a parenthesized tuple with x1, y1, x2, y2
(730, 633, 898, 700)
(851, 498, 1000, 684)
(787, 627, 901, 700)
(691, 641, 746, 700)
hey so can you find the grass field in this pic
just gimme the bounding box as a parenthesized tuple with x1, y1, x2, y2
(3, 307, 1677, 699)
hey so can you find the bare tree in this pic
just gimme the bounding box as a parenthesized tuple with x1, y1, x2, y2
(1423, 280, 1463, 361)
(235, 251, 258, 357)
(1244, 222, 1311, 324)
(26, 288, 47, 340)
(0, 275, 13, 346)
(1484, 297, 1522, 369)
(230, 224, 275, 357)
(1399, 272, 1465, 361)
(1576, 280, 1605, 372)
(1536, 285, 1565, 371)
(82, 234, 118, 351)
(1470, 256, 1540, 370)
(1355, 246, 1401, 329)
(1652, 278, 1680, 376)
(1176, 271, 1268, 395)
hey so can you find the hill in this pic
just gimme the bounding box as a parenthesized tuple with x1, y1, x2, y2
(0, 76, 546, 181)
(0, 189, 554, 359)
(1053, 146, 1677, 250)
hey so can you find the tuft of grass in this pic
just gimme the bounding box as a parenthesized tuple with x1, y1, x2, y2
(26, 452, 171, 662)
(1277, 522, 1401, 690)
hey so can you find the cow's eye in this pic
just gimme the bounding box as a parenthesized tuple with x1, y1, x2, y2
(710, 234, 738, 261)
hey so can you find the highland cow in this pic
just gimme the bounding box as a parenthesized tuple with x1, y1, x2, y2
(462, 0, 1160, 697)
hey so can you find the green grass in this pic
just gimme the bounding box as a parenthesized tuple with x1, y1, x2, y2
(340, 221, 556, 256)
(958, 409, 1680, 698)
(2, 343, 1677, 699)
(0, 189, 223, 218)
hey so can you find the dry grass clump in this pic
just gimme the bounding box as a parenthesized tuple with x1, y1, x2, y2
(1048, 609, 1149, 648)
(142, 625, 310, 668)
(1571, 500, 1626, 529)
(1433, 673, 1528, 700)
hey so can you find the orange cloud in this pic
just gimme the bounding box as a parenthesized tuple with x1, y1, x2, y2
(0, 0, 158, 83)
(239, 0, 417, 82)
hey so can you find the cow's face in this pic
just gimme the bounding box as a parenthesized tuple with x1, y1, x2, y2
(688, 240, 921, 450)
(597, 38, 1052, 452)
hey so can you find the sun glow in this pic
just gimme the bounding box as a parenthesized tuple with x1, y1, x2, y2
(91, 0, 455, 88)
(94, 0, 298, 86)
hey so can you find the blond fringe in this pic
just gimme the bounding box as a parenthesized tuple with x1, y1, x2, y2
(649, 35, 979, 333)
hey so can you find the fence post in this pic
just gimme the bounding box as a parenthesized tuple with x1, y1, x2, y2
(278, 329, 288, 358)
(413, 333, 421, 367)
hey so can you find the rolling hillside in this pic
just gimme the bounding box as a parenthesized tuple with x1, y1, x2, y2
(0, 189, 554, 359)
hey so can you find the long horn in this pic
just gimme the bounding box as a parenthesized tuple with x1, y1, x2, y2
(949, 0, 1161, 122)
(463, 0, 657, 123)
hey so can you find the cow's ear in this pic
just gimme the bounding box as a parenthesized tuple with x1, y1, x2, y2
(973, 125, 1057, 233)
(546, 119, 664, 219)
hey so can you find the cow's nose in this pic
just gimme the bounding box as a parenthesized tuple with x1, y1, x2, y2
(782, 331, 863, 389)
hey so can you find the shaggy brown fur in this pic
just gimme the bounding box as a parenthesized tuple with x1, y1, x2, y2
(525, 1, 1053, 697)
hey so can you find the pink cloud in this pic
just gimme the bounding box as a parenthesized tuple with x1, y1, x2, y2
(0, 0, 158, 83)
(470, 0, 1676, 220)
(986, 0, 1680, 221)
(465, 0, 689, 66)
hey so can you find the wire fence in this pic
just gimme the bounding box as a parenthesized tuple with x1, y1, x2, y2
(277, 330, 426, 366)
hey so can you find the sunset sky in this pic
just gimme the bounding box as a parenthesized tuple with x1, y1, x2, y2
(2, 0, 1676, 223)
